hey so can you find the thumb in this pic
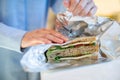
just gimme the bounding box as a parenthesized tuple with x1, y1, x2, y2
(63, 0, 70, 8)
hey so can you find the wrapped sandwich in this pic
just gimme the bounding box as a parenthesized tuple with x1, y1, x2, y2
(45, 36, 99, 63)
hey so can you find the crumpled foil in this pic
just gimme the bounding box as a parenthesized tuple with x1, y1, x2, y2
(21, 16, 120, 72)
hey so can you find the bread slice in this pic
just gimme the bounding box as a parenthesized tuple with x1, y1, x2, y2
(68, 36, 96, 44)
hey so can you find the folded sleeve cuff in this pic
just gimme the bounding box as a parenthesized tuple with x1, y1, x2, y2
(0, 23, 27, 53)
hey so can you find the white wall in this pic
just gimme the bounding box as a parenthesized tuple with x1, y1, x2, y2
(94, 0, 120, 15)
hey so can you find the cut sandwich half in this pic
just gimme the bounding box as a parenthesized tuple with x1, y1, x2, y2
(45, 36, 99, 63)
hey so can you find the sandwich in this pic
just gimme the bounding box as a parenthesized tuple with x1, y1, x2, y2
(45, 36, 99, 63)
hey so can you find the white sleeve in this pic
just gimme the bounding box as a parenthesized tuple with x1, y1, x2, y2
(0, 23, 27, 53)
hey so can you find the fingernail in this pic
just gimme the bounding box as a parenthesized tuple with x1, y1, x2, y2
(65, 37, 69, 41)
(64, 37, 69, 42)
(59, 40, 64, 44)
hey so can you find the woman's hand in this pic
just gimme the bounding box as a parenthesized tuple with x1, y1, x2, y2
(21, 28, 68, 48)
(63, 0, 97, 16)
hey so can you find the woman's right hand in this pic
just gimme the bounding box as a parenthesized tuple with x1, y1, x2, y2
(21, 28, 68, 48)
(63, 0, 97, 16)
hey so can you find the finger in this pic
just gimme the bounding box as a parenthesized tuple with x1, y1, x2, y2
(72, 0, 88, 16)
(87, 6, 97, 16)
(24, 37, 52, 48)
(63, 0, 70, 8)
(36, 29, 68, 42)
(55, 19, 63, 28)
(69, 0, 79, 12)
(51, 29, 68, 41)
(49, 29, 68, 42)
(57, 17, 68, 26)
(62, 17, 69, 26)
(78, 1, 93, 16)
(45, 34, 65, 44)
(35, 37, 52, 44)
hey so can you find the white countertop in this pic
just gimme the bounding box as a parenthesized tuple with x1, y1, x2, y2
(41, 58, 120, 80)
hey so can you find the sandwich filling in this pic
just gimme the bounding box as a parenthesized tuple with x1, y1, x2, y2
(45, 37, 99, 62)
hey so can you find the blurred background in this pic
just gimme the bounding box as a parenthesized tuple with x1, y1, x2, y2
(94, 0, 120, 22)
(47, 0, 120, 28)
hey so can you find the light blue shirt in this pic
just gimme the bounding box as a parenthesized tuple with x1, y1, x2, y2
(0, 0, 64, 52)
(0, 0, 64, 80)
